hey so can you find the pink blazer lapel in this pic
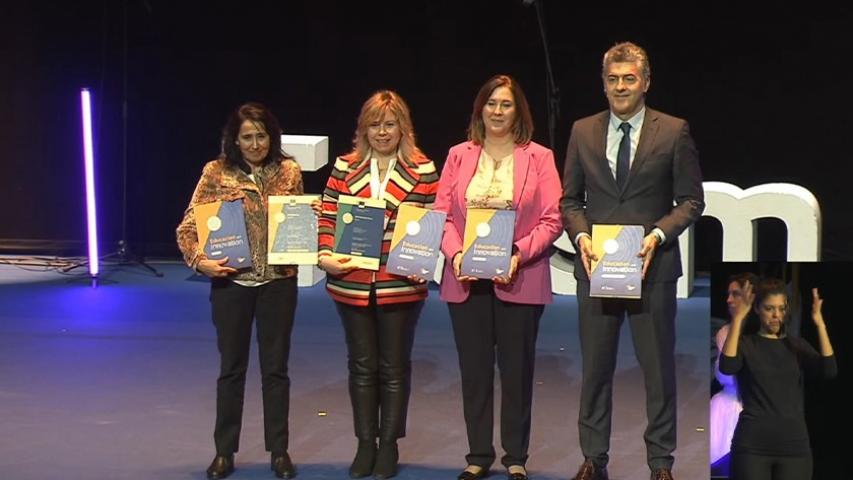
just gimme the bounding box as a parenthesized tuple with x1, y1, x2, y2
(512, 144, 530, 209)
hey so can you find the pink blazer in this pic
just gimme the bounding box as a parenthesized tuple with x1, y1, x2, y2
(434, 141, 563, 304)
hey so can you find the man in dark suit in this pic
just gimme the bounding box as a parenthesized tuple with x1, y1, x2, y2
(559, 42, 704, 480)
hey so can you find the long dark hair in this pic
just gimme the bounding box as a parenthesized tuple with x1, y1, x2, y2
(220, 102, 292, 167)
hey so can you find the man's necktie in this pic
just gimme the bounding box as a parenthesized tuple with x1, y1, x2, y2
(616, 122, 631, 190)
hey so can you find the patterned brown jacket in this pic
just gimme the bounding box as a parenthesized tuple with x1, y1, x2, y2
(176, 157, 303, 281)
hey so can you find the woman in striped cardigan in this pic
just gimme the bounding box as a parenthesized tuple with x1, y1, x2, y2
(318, 91, 438, 479)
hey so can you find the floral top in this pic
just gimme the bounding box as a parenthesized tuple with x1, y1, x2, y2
(176, 157, 303, 282)
(465, 149, 514, 209)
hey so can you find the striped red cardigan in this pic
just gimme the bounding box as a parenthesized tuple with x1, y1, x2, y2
(319, 151, 439, 306)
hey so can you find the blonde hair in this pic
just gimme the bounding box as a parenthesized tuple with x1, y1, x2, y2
(351, 90, 422, 167)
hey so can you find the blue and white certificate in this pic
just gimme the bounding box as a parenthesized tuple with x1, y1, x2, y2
(386, 204, 446, 278)
(461, 209, 515, 279)
(333, 195, 385, 271)
(590, 224, 643, 299)
(268, 195, 319, 265)
(195, 199, 252, 270)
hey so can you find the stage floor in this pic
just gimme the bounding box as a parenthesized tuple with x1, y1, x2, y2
(0, 261, 710, 480)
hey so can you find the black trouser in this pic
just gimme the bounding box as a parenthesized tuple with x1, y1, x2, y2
(210, 277, 297, 456)
(335, 295, 422, 442)
(448, 281, 543, 469)
(730, 451, 813, 480)
(576, 280, 677, 471)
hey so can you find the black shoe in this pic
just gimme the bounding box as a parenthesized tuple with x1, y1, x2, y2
(650, 468, 674, 480)
(574, 459, 609, 480)
(507, 468, 528, 480)
(372, 441, 399, 479)
(457, 466, 489, 479)
(349, 440, 377, 478)
(206, 455, 234, 480)
(271, 452, 296, 479)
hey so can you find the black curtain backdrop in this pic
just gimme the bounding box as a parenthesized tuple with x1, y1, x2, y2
(2, 1, 851, 265)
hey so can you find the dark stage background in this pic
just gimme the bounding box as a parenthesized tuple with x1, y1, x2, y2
(2, 1, 851, 264)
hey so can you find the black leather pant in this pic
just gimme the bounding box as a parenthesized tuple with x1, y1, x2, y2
(335, 297, 422, 441)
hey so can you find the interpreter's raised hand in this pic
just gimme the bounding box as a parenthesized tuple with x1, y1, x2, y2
(811, 288, 826, 328)
(732, 280, 754, 321)
(197, 257, 238, 278)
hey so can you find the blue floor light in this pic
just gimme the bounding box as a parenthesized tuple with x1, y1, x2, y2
(80, 88, 99, 284)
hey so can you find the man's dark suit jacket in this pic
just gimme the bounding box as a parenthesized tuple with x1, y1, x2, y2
(560, 107, 705, 283)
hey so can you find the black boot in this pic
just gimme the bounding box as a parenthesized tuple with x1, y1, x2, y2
(372, 440, 398, 479)
(348, 378, 378, 477)
(349, 439, 377, 478)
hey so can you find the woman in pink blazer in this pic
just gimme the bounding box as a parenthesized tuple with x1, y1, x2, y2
(434, 75, 562, 480)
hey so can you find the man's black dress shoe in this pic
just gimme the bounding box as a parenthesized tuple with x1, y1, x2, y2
(574, 459, 609, 480)
(271, 452, 296, 479)
(206, 455, 234, 480)
(650, 468, 674, 480)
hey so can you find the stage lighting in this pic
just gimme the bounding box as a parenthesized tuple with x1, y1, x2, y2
(80, 88, 99, 282)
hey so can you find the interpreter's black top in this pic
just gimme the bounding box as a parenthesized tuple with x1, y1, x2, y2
(719, 334, 837, 456)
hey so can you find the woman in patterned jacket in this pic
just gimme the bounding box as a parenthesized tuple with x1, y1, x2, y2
(318, 91, 438, 479)
(177, 102, 313, 480)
